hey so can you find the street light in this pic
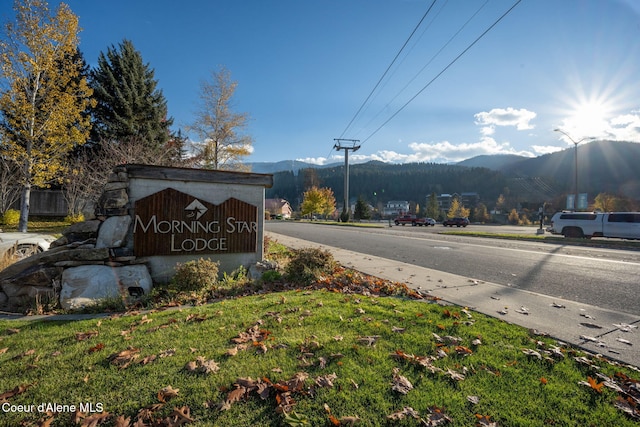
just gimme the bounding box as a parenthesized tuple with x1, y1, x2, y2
(553, 128, 594, 210)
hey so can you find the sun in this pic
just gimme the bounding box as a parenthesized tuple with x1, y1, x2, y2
(558, 100, 612, 142)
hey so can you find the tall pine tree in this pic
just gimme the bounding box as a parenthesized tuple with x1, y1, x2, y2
(90, 39, 172, 150)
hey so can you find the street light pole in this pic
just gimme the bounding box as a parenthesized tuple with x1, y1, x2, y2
(554, 128, 594, 210)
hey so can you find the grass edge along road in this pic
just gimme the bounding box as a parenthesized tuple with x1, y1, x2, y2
(1, 284, 640, 425)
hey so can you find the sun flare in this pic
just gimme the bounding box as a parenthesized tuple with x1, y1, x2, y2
(558, 100, 612, 142)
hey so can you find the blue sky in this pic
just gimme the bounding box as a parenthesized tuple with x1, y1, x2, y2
(3, 0, 640, 164)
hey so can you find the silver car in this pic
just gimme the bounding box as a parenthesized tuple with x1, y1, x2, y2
(0, 232, 56, 259)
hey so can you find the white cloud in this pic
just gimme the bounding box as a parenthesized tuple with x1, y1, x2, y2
(531, 145, 564, 155)
(474, 107, 537, 131)
(607, 111, 640, 142)
(299, 137, 535, 165)
(296, 156, 329, 165)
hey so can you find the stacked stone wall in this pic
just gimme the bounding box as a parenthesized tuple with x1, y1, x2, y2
(0, 166, 151, 311)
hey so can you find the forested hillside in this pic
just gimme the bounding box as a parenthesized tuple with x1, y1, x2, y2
(266, 161, 507, 209)
(264, 141, 640, 212)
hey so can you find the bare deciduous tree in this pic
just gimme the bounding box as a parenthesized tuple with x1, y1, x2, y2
(62, 137, 183, 217)
(188, 67, 253, 170)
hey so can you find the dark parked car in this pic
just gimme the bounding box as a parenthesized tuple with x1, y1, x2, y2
(442, 217, 469, 227)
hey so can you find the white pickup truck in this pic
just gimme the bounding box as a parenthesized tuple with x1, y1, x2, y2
(549, 211, 640, 239)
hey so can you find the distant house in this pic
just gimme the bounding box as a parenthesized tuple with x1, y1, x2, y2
(265, 198, 293, 219)
(436, 192, 480, 215)
(382, 200, 409, 217)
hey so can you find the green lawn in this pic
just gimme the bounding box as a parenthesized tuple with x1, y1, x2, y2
(1, 289, 638, 426)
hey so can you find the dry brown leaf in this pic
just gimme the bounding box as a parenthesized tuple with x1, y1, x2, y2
(314, 373, 337, 388)
(446, 368, 465, 381)
(113, 415, 131, 427)
(5, 328, 20, 335)
(107, 347, 140, 369)
(225, 346, 238, 357)
(387, 406, 420, 420)
(37, 415, 55, 427)
(220, 386, 247, 410)
(186, 314, 207, 322)
(80, 412, 110, 427)
(165, 405, 194, 425)
(391, 368, 413, 394)
(185, 356, 219, 374)
(158, 385, 180, 403)
(284, 372, 309, 392)
(139, 354, 157, 365)
(12, 349, 35, 360)
(0, 383, 32, 402)
(338, 415, 361, 425)
(88, 343, 105, 353)
(425, 406, 453, 425)
(75, 330, 99, 341)
(159, 348, 177, 358)
(0, 347, 8, 355)
(475, 414, 498, 426)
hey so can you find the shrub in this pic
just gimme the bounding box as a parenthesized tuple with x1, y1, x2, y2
(171, 258, 219, 292)
(285, 247, 337, 284)
(261, 269, 283, 283)
(64, 213, 85, 224)
(1, 209, 20, 226)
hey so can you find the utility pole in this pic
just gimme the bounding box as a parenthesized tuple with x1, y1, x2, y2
(333, 139, 360, 222)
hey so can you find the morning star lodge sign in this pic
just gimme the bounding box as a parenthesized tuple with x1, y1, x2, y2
(133, 188, 257, 257)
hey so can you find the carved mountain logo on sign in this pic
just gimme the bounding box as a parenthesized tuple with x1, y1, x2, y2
(133, 188, 257, 256)
(184, 199, 208, 220)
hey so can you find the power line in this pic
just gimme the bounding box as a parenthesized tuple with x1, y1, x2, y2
(357, 0, 489, 136)
(361, 0, 522, 144)
(338, 0, 437, 140)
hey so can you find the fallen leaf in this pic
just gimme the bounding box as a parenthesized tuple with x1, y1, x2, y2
(425, 406, 452, 425)
(0, 347, 8, 355)
(75, 330, 99, 341)
(617, 337, 633, 346)
(391, 367, 413, 394)
(387, 406, 420, 420)
(0, 384, 32, 402)
(80, 412, 110, 427)
(446, 368, 465, 381)
(338, 415, 361, 425)
(521, 348, 542, 360)
(139, 354, 157, 365)
(158, 385, 180, 403)
(475, 414, 498, 427)
(114, 415, 131, 427)
(579, 376, 604, 394)
(165, 405, 194, 425)
(88, 343, 105, 353)
(159, 348, 177, 358)
(315, 373, 337, 388)
(107, 347, 140, 369)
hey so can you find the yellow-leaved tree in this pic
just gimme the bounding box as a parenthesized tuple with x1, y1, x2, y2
(301, 186, 336, 220)
(0, 0, 94, 231)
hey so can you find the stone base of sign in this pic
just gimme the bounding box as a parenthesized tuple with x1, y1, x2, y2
(0, 164, 272, 312)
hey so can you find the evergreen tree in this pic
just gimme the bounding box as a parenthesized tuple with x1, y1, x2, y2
(426, 192, 440, 220)
(354, 196, 371, 221)
(90, 39, 172, 149)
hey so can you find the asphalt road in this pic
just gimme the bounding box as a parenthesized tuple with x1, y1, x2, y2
(265, 221, 640, 316)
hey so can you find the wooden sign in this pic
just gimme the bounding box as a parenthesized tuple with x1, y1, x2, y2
(133, 188, 257, 256)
